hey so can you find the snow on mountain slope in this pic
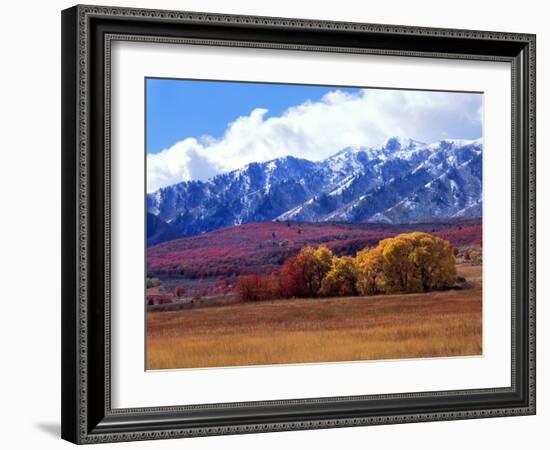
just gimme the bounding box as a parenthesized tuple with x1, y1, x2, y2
(147, 137, 483, 242)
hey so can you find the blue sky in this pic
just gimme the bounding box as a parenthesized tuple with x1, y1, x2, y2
(146, 78, 359, 155)
(145, 78, 482, 192)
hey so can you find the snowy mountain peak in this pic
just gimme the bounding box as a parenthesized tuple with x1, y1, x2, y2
(384, 136, 427, 152)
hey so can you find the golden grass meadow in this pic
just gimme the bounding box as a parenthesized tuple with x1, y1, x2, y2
(146, 264, 482, 370)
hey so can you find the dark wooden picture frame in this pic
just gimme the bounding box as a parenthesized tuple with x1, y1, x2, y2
(61, 4, 536, 444)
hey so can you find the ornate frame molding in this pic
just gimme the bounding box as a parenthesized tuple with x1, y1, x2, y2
(62, 5, 536, 444)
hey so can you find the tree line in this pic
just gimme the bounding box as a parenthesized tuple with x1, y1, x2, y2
(236, 232, 457, 302)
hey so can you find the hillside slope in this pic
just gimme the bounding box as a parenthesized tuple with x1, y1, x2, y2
(147, 219, 482, 278)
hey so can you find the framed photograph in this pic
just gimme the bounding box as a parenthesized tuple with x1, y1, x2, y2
(61, 5, 536, 444)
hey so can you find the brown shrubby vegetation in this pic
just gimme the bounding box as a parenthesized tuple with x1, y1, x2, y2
(236, 274, 281, 302)
(174, 284, 186, 297)
(235, 232, 457, 302)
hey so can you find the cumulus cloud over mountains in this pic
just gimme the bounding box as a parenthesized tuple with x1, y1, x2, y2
(147, 88, 482, 192)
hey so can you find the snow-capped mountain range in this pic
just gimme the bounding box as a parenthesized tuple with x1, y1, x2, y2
(147, 137, 482, 243)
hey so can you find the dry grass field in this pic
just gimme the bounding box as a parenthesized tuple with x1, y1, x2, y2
(146, 264, 482, 370)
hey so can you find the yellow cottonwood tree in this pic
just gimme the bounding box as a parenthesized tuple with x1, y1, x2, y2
(355, 246, 384, 295)
(320, 256, 359, 297)
(378, 234, 421, 293)
(355, 232, 456, 294)
(314, 245, 334, 275)
(407, 232, 456, 291)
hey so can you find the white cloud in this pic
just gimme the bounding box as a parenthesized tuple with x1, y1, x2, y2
(147, 89, 482, 192)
